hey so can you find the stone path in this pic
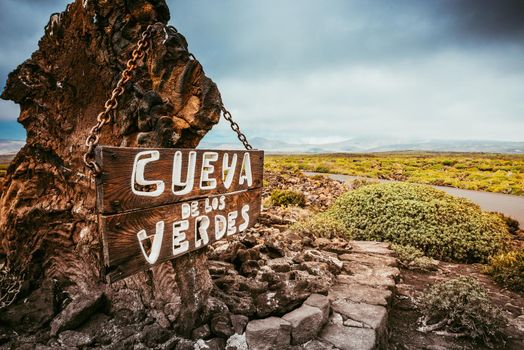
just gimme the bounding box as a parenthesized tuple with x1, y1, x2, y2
(241, 241, 399, 350)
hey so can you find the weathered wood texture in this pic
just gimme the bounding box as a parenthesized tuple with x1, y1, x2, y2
(95, 147, 264, 213)
(102, 188, 262, 282)
(0, 0, 221, 333)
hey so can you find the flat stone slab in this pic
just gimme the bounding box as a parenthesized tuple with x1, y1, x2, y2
(350, 241, 392, 255)
(245, 317, 291, 350)
(342, 261, 400, 282)
(331, 300, 387, 331)
(302, 339, 337, 349)
(304, 294, 330, 323)
(337, 273, 396, 290)
(320, 324, 376, 350)
(338, 252, 397, 268)
(283, 304, 324, 345)
(328, 283, 392, 306)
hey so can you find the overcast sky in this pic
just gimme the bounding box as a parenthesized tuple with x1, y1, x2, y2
(0, 0, 523, 143)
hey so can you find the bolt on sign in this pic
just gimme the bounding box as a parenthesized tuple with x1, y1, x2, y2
(94, 147, 264, 283)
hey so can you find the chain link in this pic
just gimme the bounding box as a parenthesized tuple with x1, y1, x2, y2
(83, 23, 253, 176)
(83, 24, 157, 175)
(221, 106, 253, 150)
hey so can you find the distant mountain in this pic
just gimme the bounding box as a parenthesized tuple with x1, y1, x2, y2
(0, 140, 24, 155)
(1, 137, 523, 155)
(199, 137, 524, 154)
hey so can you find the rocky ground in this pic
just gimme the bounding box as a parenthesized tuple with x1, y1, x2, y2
(390, 261, 524, 350)
(0, 169, 523, 349)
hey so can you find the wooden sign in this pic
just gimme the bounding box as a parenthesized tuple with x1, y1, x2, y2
(95, 147, 264, 283)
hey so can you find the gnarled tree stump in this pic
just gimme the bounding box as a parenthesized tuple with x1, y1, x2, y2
(0, 0, 218, 336)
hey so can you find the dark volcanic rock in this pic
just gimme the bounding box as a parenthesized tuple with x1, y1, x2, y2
(0, 0, 218, 338)
(191, 324, 211, 340)
(139, 323, 172, 347)
(50, 291, 105, 336)
(0, 279, 55, 331)
(58, 330, 94, 347)
(230, 314, 249, 335)
(210, 314, 235, 338)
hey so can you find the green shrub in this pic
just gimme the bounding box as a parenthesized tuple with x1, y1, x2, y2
(314, 166, 330, 173)
(418, 277, 506, 346)
(442, 159, 457, 166)
(270, 189, 306, 207)
(491, 212, 520, 235)
(328, 183, 510, 263)
(291, 212, 349, 239)
(391, 244, 438, 271)
(350, 178, 378, 190)
(486, 250, 524, 292)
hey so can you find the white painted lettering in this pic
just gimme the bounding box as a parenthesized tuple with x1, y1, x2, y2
(172, 151, 197, 195)
(131, 150, 165, 197)
(191, 201, 199, 217)
(214, 215, 227, 240)
(195, 216, 210, 248)
(200, 152, 219, 190)
(181, 203, 191, 219)
(222, 153, 237, 189)
(137, 220, 164, 264)
(227, 211, 238, 236)
(239, 204, 250, 231)
(173, 220, 189, 256)
(239, 152, 253, 186)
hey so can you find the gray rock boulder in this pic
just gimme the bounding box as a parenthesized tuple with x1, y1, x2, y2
(303, 293, 331, 323)
(328, 283, 392, 306)
(331, 300, 387, 331)
(282, 304, 324, 344)
(245, 317, 291, 350)
(320, 324, 376, 350)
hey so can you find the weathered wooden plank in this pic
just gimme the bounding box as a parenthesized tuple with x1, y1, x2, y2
(95, 147, 264, 214)
(100, 188, 262, 283)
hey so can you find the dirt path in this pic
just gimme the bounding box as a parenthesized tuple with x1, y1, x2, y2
(306, 172, 524, 229)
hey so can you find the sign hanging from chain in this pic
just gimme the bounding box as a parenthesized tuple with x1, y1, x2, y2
(83, 23, 263, 283)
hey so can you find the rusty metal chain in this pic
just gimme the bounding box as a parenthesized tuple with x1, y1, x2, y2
(84, 23, 253, 176)
(166, 25, 253, 150)
(83, 23, 157, 175)
(221, 106, 253, 150)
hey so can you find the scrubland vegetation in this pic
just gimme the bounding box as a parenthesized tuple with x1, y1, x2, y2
(290, 182, 510, 263)
(330, 182, 510, 262)
(0, 163, 7, 177)
(418, 277, 506, 345)
(275, 175, 522, 346)
(266, 152, 524, 195)
(268, 157, 524, 345)
(486, 250, 524, 293)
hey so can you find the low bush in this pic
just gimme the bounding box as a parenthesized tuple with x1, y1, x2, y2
(391, 244, 438, 271)
(270, 189, 306, 207)
(350, 178, 378, 190)
(486, 250, 524, 293)
(314, 166, 330, 173)
(491, 212, 520, 235)
(417, 277, 506, 346)
(291, 212, 349, 239)
(327, 183, 510, 263)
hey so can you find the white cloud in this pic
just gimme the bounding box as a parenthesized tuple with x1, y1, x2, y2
(217, 48, 524, 142)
